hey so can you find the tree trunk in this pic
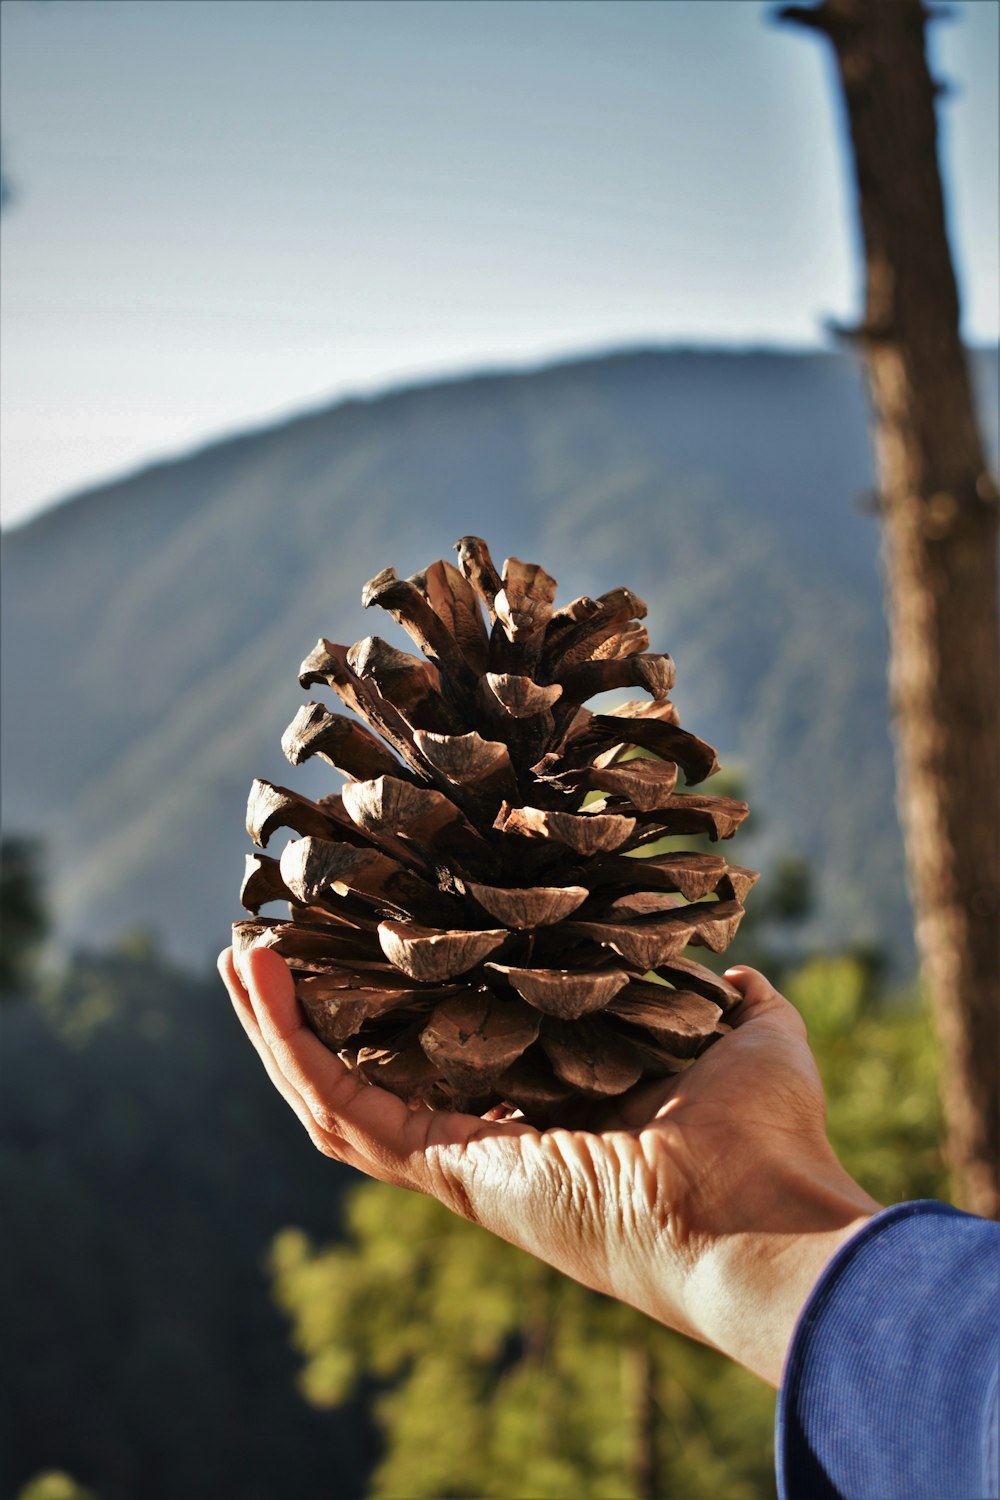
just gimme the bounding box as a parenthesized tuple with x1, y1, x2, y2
(621, 1340, 656, 1500)
(780, 0, 999, 1218)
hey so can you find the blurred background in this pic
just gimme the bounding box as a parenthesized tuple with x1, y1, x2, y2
(1, 2, 997, 1498)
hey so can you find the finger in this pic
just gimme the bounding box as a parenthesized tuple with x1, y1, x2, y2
(723, 964, 807, 1036)
(218, 948, 337, 1149)
(242, 947, 534, 1181)
(222, 951, 409, 1179)
(241, 945, 407, 1142)
(219, 948, 324, 1131)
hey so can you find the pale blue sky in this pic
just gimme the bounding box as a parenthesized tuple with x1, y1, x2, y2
(1, 0, 997, 528)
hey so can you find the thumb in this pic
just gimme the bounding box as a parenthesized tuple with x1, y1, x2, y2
(723, 965, 806, 1036)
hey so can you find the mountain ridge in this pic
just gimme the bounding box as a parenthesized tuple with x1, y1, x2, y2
(4, 341, 844, 540)
(3, 344, 997, 969)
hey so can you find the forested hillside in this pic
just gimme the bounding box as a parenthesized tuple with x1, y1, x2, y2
(0, 941, 370, 1500)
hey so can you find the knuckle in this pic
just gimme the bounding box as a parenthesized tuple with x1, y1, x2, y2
(309, 1123, 345, 1160)
(310, 1102, 341, 1138)
(427, 1149, 481, 1225)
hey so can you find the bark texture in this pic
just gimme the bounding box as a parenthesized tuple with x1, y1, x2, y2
(782, 0, 1000, 1217)
(622, 1341, 656, 1500)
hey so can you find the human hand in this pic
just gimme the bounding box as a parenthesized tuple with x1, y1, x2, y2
(219, 946, 880, 1386)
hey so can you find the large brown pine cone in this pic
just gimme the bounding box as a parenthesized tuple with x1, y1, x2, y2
(234, 537, 756, 1124)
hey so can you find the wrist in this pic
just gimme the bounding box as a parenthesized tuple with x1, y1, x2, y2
(676, 1160, 881, 1386)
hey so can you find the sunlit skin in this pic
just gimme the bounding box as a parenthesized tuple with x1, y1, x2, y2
(218, 948, 881, 1388)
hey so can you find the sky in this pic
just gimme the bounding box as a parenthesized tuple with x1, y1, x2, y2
(1, 0, 997, 530)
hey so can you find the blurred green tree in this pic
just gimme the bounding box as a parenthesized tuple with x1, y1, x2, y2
(17, 1472, 97, 1500)
(272, 1196, 774, 1500)
(0, 837, 48, 999)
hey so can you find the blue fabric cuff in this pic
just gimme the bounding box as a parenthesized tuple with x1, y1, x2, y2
(776, 1199, 1000, 1500)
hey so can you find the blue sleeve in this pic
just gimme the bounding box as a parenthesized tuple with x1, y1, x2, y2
(776, 1200, 999, 1500)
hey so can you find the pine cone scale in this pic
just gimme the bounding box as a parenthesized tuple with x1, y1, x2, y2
(487, 962, 630, 1019)
(464, 882, 589, 928)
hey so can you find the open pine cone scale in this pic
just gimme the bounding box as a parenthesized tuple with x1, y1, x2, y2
(235, 536, 757, 1124)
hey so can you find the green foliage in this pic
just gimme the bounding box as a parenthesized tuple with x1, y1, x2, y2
(784, 956, 947, 1205)
(0, 837, 48, 999)
(272, 1201, 774, 1500)
(17, 1473, 98, 1500)
(757, 853, 813, 925)
(271, 953, 946, 1499)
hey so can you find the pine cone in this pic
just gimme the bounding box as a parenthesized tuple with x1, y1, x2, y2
(234, 538, 757, 1124)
